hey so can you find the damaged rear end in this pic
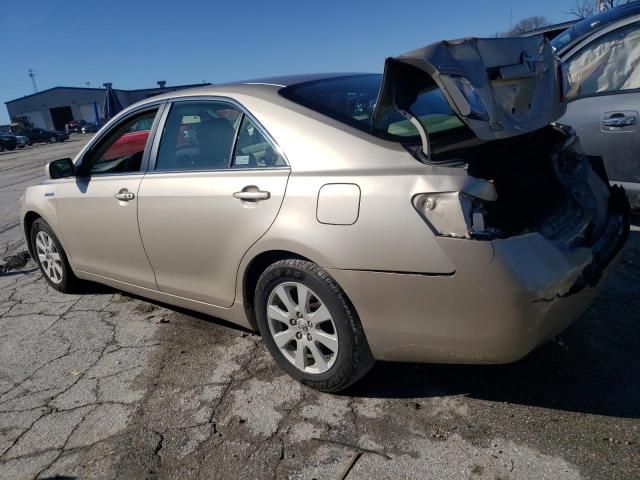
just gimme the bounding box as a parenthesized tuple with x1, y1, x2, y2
(374, 36, 630, 358)
(375, 36, 630, 295)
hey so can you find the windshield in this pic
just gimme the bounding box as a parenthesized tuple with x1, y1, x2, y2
(280, 74, 473, 152)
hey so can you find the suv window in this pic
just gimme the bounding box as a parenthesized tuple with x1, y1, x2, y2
(84, 109, 158, 175)
(156, 101, 241, 171)
(566, 22, 640, 99)
(231, 116, 286, 168)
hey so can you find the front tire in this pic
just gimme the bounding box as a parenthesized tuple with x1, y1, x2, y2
(255, 259, 374, 392)
(31, 218, 81, 293)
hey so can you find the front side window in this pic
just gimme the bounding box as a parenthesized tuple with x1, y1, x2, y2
(280, 74, 471, 152)
(84, 108, 158, 175)
(232, 116, 286, 168)
(156, 101, 241, 171)
(566, 22, 640, 99)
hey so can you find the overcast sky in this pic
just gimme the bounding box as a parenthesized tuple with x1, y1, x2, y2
(0, 0, 585, 124)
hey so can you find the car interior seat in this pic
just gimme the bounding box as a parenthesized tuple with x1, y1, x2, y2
(194, 118, 236, 169)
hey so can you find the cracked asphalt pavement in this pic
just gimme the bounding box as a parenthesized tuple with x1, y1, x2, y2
(0, 139, 638, 479)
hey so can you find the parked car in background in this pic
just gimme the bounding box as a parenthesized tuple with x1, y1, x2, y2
(81, 123, 99, 134)
(20, 37, 629, 392)
(15, 135, 31, 148)
(66, 119, 88, 133)
(0, 133, 17, 151)
(18, 128, 68, 144)
(552, 2, 640, 210)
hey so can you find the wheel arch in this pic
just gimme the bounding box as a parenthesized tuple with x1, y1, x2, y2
(241, 249, 312, 330)
(23, 211, 42, 258)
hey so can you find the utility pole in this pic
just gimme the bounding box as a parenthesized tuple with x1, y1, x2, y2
(28, 69, 38, 92)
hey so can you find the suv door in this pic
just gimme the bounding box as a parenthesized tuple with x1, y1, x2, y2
(137, 99, 290, 307)
(559, 19, 640, 203)
(54, 105, 163, 288)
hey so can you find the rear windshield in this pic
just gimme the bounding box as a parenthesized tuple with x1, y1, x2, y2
(279, 74, 474, 152)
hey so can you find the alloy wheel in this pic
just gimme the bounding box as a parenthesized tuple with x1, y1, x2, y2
(266, 282, 339, 374)
(49, 136, 57, 143)
(35, 231, 63, 284)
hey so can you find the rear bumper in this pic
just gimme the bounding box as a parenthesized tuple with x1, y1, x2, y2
(328, 191, 630, 364)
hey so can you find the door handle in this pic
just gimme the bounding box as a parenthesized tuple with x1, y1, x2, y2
(233, 189, 271, 202)
(602, 115, 636, 128)
(114, 189, 135, 201)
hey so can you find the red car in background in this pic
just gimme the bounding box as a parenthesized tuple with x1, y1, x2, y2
(66, 119, 88, 133)
(103, 117, 153, 160)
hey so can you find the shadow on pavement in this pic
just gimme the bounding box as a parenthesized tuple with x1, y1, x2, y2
(0, 267, 38, 277)
(347, 231, 640, 419)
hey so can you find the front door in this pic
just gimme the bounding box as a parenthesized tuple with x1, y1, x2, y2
(55, 106, 161, 289)
(559, 20, 640, 187)
(138, 100, 290, 307)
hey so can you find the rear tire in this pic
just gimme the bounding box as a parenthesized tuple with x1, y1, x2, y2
(30, 218, 82, 293)
(255, 259, 375, 392)
(49, 136, 57, 143)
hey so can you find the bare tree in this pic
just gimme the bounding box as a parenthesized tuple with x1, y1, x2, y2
(566, 0, 633, 19)
(493, 15, 550, 37)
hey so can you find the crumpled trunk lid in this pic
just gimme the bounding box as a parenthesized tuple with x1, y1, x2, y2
(373, 36, 568, 142)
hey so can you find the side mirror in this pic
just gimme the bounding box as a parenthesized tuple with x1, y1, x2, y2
(47, 158, 75, 179)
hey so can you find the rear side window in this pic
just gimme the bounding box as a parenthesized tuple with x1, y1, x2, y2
(156, 101, 241, 171)
(232, 116, 286, 168)
(280, 74, 472, 151)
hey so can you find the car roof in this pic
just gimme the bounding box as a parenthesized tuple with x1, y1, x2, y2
(553, 2, 640, 53)
(230, 72, 371, 87)
(126, 73, 377, 110)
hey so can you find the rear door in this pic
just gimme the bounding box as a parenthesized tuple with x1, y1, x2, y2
(559, 18, 640, 187)
(137, 99, 290, 307)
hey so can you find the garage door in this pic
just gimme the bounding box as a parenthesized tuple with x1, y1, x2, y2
(79, 103, 102, 123)
(22, 110, 46, 128)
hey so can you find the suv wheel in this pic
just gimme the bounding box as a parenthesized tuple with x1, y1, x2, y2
(255, 259, 374, 392)
(49, 136, 57, 143)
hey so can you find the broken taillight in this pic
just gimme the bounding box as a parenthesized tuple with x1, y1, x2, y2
(412, 192, 499, 239)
